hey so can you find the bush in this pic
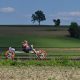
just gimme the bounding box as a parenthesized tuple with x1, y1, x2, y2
(68, 22, 80, 38)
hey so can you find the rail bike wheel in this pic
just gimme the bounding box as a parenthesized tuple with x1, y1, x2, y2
(36, 49, 47, 59)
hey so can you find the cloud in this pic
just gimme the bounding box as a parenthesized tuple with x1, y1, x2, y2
(47, 11, 80, 25)
(69, 12, 80, 16)
(0, 7, 15, 13)
(47, 11, 80, 22)
(16, 14, 31, 19)
(24, 14, 31, 18)
(58, 11, 80, 17)
(54, 11, 80, 23)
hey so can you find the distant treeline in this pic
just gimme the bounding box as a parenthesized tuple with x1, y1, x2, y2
(0, 25, 69, 27)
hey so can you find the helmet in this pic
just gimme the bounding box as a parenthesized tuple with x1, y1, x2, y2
(9, 47, 15, 52)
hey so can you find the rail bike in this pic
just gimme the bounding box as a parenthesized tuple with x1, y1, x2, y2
(5, 45, 47, 60)
(22, 45, 47, 60)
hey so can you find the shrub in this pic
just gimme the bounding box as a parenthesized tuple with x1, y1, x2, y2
(68, 22, 80, 38)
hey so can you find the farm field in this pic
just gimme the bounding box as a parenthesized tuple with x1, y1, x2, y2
(0, 26, 80, 80)
(0, 26, 80, 48)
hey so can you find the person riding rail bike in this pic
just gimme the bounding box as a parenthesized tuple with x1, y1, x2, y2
(22, 40, 33, 53)
(22, 40, 47, 59)
(5, 47, 15, 60)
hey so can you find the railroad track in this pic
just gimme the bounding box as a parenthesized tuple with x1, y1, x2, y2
(1, 50, 80, 61)
(1, 56, 80, 61)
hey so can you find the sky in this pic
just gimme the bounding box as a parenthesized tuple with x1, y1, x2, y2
(0, 0, 80, 25)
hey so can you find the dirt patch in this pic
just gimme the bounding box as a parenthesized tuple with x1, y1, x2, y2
(0, 27, 69, 36)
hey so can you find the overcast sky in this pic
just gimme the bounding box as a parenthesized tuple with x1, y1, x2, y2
(0, 0, 80, 25)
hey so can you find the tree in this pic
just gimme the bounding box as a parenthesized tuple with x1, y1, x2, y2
(31, 10, 46, 25)
(53, 19, 60, 27)
(68, 22, 80, 38)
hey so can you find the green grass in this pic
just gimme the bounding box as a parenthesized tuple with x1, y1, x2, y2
(0, 59, 80, 67)
(0, 35, 80, 48)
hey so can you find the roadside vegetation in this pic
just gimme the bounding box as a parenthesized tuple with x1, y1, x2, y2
(0, 59, 80, 67)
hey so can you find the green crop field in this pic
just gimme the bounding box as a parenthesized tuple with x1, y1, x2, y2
(1, 35, 80, 48)
(0, 26, 80, 48)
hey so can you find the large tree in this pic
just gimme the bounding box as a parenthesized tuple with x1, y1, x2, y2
(53, 19, 60, 27)
(31, 10, 46, 25)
